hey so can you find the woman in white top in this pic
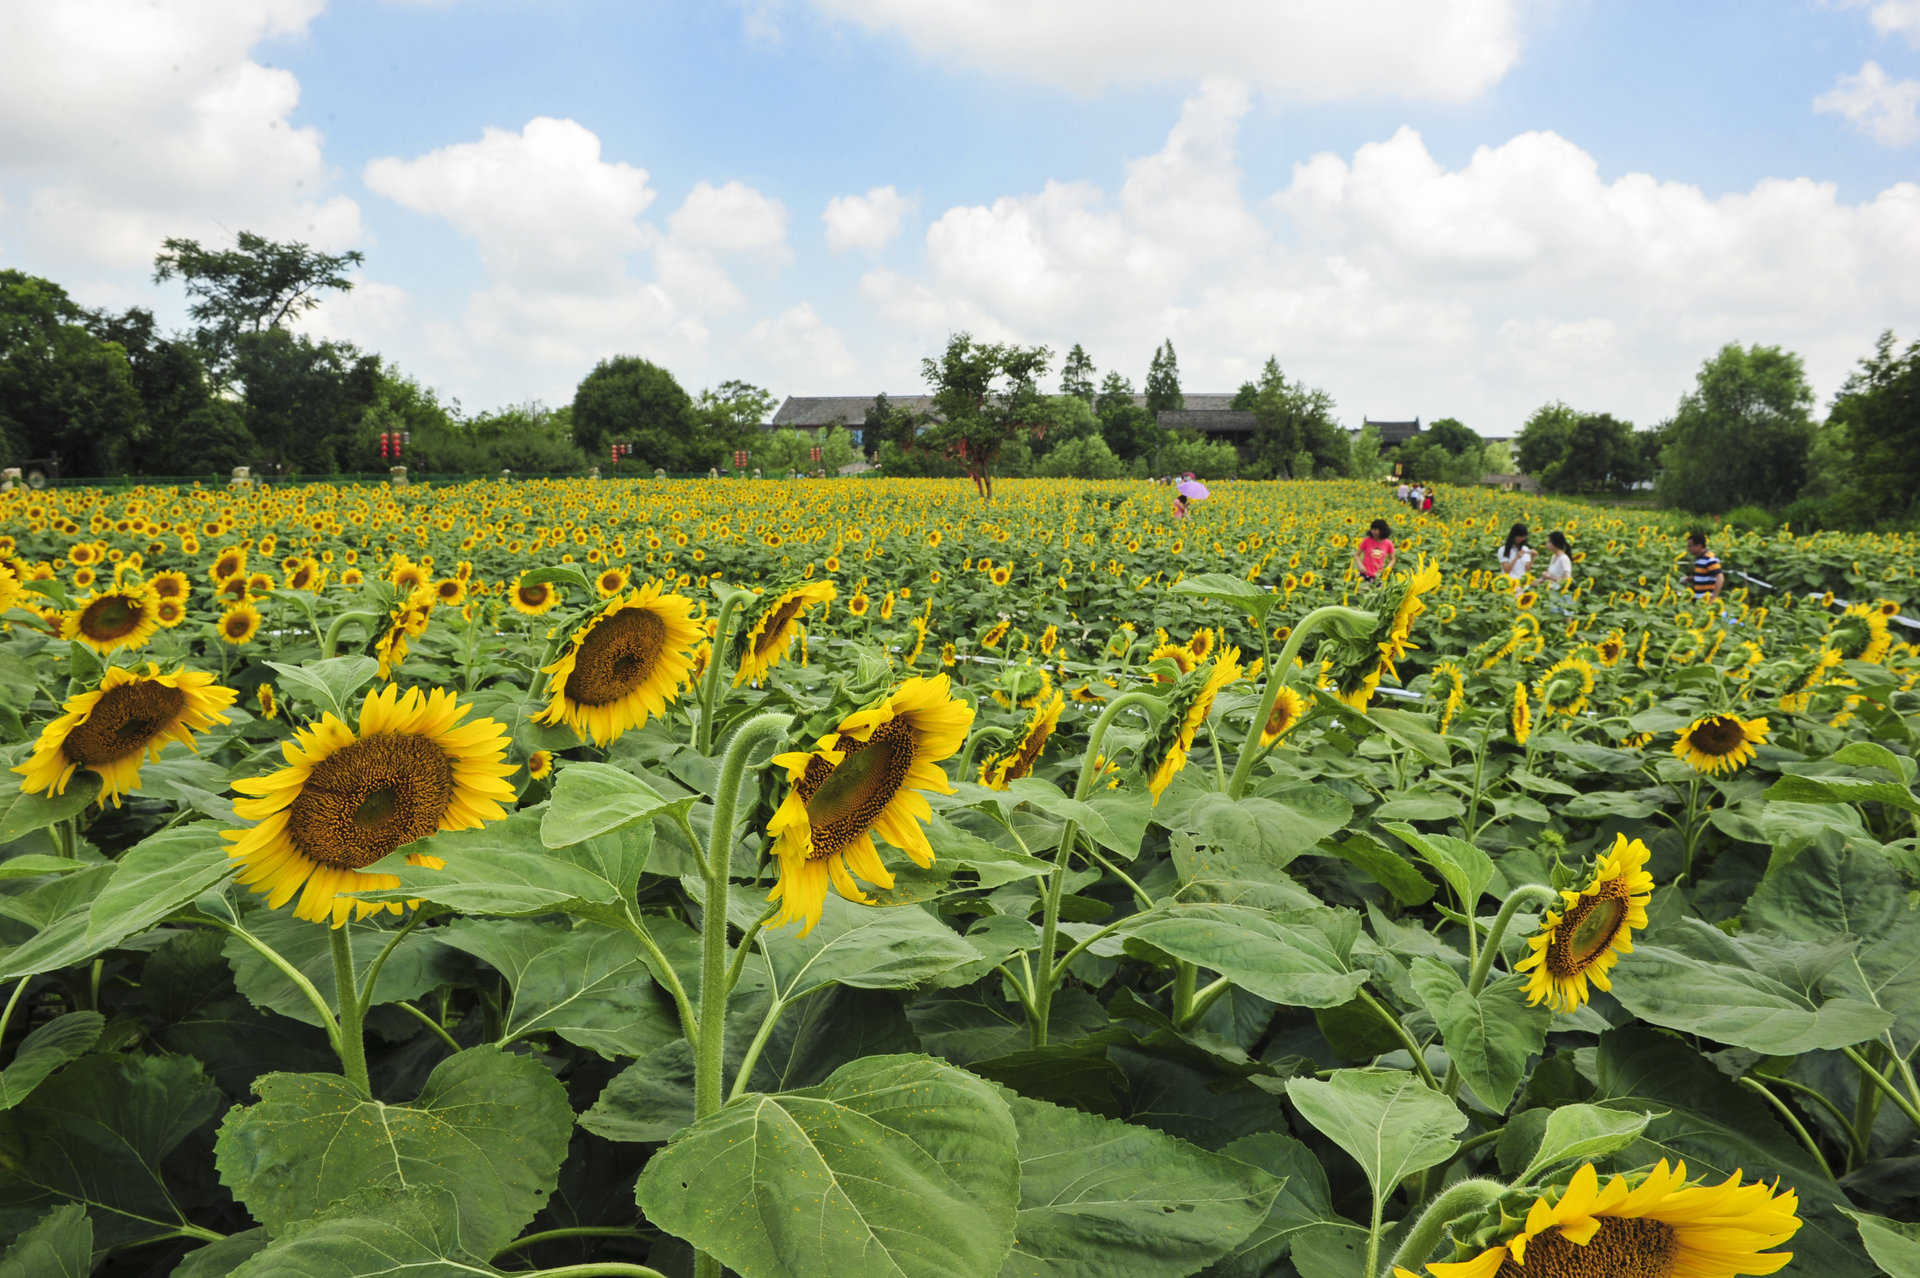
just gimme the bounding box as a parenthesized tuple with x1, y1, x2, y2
(1543, 530, 1573, 589)
(1498, 523, 1534, 577)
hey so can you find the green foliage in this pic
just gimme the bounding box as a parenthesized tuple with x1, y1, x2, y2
(1348, 421, 1392, 480)
(1512, 403, 1652, 493)
(1037, 434, 1126, 479)
(571, 354, 704, 471)
(1823, 330, 1920, 527)
(230, 327, 382, 474)
(1096, 372, 1162, 461)
(1145, 339, 1184, 415)
(916, 331, 1052, 497)
(0, 270, 147, 472)
(152, 231, 363, 379)
(1657, 342, 1815, 513)
(1242, 357, 1348, 478)
(1156, 430, 1239, 478)
(1059, 343, 1096, 401)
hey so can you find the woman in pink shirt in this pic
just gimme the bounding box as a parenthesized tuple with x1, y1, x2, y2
(1353, 519, 1396, 585)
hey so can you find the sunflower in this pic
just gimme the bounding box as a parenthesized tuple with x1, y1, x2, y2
(1779, 648, 1843, 712)
(148, 570, 189, 602)
(257, 683, 278, 721)
(537, 584, 702, 745)
(1827, 603, 1891, 663)
(980, 620, 1011, 650)
(433, 577, 466, 607)
(526, 749, 553, 780)
(15, 664, 237, 807)
(1510, 680, 1532, 745)
(210, 546, 247, 582)
(72, 566, 97, 590)
(1186, 627, 1216, 660)
(1383, 556, 1443, 661)
(155, 598, 186, 627)
(391, 556, 430, 595)
(990, 565, 1012, 587)
(246, 572, 275, 595)
(980, 691, 1064, 790)
(1618, 731, 1655, 750)
(58, 585, 160, 654)
(1396, 1159, 1798, 1278)
(1515, 589, 1539, 610)
(1259, 685, 1307, 746)
(1596, 629, 1626, 667)
(1143, 647, 1243, 803)
(732, 580, 835, 687)
(1509, 832, 1654, 1013)
(510, 574, 561, 616)
(224, 685, 516, 928)
(595, 565, 630, 598)
(1534, 657, 1596, 717)
(219, 600, 262, 646)
(765, 675, 973, 934)
(1673, 712, 1769, 775)
(1148, 641, 1199, 682)
(1429, 661, 1465, 734)
(848, 590, 872, 617)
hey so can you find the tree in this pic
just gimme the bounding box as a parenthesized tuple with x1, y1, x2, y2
(694, 381, 777, 458)
(1243, 357, 1347, 478)
(1514, 402, 1579, 478)
(1060, 344, 1096, 401)
(1393, 416, 1485, 486)
(572, 356, 703, 471)
(0, 270, 147, 474)
(863, 393, 918, 457)
(819, 425, 857, 472)
(1157, 431, 1239, 479)
(1035, 434, 1125, 479)
(90, 306, 250, 476)
(1425, 417, 1480, 457)
(231, 328, 382, 473)
(1145, 339, 1184, 416)
(1657, 343, 1814, 513)
(1096, 372, 1161, 461)
(1827, 330, 1920, 524)
(1349, 422, 1391, 480)
(457, 402, 589, 473)
(914, 332, 1051, 499)
(756, 428, 808, 475)
(153, 232, 362, 379)
(1029, 394, 1099, 458)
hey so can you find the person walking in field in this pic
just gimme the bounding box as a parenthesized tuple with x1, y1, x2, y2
(1498, 523, 1534, 578)
(1685, 531, 1724, 599)
(1353, 519, 1396, 586)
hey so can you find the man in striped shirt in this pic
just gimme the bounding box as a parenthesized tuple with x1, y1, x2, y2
(1686, 532, 1723, 599)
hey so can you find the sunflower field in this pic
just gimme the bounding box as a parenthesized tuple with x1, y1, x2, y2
(0, 474, 1918, 1278)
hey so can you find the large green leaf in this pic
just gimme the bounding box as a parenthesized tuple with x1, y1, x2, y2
(225, 1186, 494, 1278)
(539, 760, 695, 850)
(0, 1204, 90, 1278)
(1514, 1105, 1655, 1183)
(635, 1054, 1021, 1278)
(1210, 1132, 1340, 1278)
(86, 825, 236, 944)
(1314, 832, 1435, 906)
(223, 911, 459, 1027)
(0, 1012, 101, 1111)
(1170, 574, 1282, 624)
(1764, 773, 1920, 815)
(763, 894, 979, 997)
(1006, 777, 1142, 858)
(437, 917, 680, 1058)
(907, 987, 1108, 1064)
(0, 1052, 222, 1251)
(1745, 840, 1920, 1055)
(1380, 823, 1492, 911)
(1843, 1209, 1920, 1278)
(1408, 962, 1550, 1112)
(214, 1045, 572, 1256)
(1180, 790, 1351, 870)
(996, 1091, 1282, 1278)
(1120, 904, 1366, 1008)
(1608, 916, 1892, 1054)
(264, 657, 380, 723)
(0, 769, 100, 846)
(579, 1040, 699, 1143)
(1284, 1070, 1463, 1214)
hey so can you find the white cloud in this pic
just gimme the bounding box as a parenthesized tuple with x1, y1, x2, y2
(1831, 0, 1920, 45)
(823, 186, 915, 253)
(668, 180, 791, 259)
(0, 0, 361, 270)
(748, 303, 858, 385)
(863, 82, 1920, 432)
(1815, 61, 1920, 144)
(801, 0, 1520, 101)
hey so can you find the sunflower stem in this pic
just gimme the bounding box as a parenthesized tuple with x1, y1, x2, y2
(1226, 605, 1371, 801)
(958, 726, 1013, 784)
(330, 925, 372, 1097)
(722, 903, 781, 999)
(1765, 1072, 1866, 1170)
(1171, 960, 1198, 1026)
(320, 610, 381, 661)
(1468, 884, 1560, 998)
(693, 590, 751, 756)
(490, 1227, 652, 1262)
(1381, 1178, 1506, 1278)
(1844, 1043, 1920, 1135)
(1737, 1077, 1836, 1181)
(397, 1000, 461, 1055)
(205, 918, 341, 1049)
(1356, 986, 1441, 1092)
(356, 911, 427, 1020)
(0, 977, 29, 1048)
(522, 1265, 672, 1278)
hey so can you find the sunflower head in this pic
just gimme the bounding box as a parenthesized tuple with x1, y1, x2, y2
(595, 566, 630, 598)
(510, 574, 561, 616)
(1429, 661, 1466, 733)
(1143, 647, 1243, 803)
(765, 675, 973, 934)
(537, 583, 702, 745)
(980, 691, 1064, 790)
(1535, 657, 1596, 717)
(218, 600, 262, 646)
(526, 749, 553, 780)
(1259, 685, 1308, 746)
(1510, 679, 1532, 745)
(1516, 833, 1654, 1012)
(1827, 603, 1891, 663)
(1673, 712, 1768, 775)
(731, 580, 836, 687)
(15, 664, 237, 807)
(60, 586, 160, 654)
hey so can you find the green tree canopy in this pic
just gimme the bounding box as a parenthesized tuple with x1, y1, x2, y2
(1060, 344, 1096, 401)
(1656, 343, 1814, 513)
(1030, 394, 1099, 457)
(694, 381, 777, 459)
(1826, 330, 1920, 525)
(571, 356, 703, 471)
(88, 307, 243, 476)
(0, 270, 147, 474)
(1242, 357, 1347, 479)
(153, 231, 362, 379)
(914, 332, 1051, 499)
(1145, 339, 1184, 416)
(232, 328, 382, 474)
(1035, 433, 1125, 479)
(1095, 372, 1161, 461)
(1514, 401, 1579, 479)
(1348, 421, 1391, 480)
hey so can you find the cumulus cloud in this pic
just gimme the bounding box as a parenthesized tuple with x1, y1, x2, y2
(802, 0, 1520, 101)
(0, 0, 360, 273)
(748, 303, 859, 384)
(1815, 61, 1920, 145)
(864, 82, 1920, 431)
(668, 180, 791, 259)
(1831, 0, 1920, 45)
(823, 186, 915, 254)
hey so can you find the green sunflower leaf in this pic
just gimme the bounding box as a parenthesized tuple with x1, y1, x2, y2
(0, 1204, 90, 1278)
(1118, 903, 1366, 1008)
(0, 768, 101, 847)
(222, 1186, 491, 1278)
(263, 657, 380, 723)
(1285, 1069, 1463, 1234)
(762, 893, 980, 998)
(538, 760, 697, 851)
(0, 1012, 102, 1112)
(1842, 1209, 1920, 1278)
(1408, 961, 1551, 1112)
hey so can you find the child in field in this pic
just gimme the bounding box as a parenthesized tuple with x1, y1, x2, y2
(1353, 519, 1396, 585)
(1685, 531, 1723, 599)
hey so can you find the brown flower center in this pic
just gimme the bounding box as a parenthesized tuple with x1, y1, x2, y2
(286, 733, 453, 869)
(517, 583, 550, 607)
(799, 717, 915, 859)
(79, 594, 143, 641)
(63, 680, 186, 765)
(1549, 878, 1631, 977)
(564, 606, 667, 706)
(1688, 716, 1746, 757)
(1495, 1216, 1678, 1277)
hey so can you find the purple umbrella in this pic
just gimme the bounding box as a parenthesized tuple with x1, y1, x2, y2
(1177, 479, 1210, 501)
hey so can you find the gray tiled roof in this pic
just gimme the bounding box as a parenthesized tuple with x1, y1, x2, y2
(1157, 409, 1256, 434)
(770, 395, 935, 427)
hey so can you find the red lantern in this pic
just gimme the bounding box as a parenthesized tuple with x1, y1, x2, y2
(733, 450, 749, 470)
(810, 446, 822, 464)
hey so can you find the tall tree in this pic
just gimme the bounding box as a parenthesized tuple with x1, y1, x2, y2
(153, 232, 363, 379)
(231, 329, 382, 474)
(1095, 371, 1162, 461)
(0, 270, 146, 474)
(1348, 421, 1391, 480)
(1514, 402, 1580, 478)
(694, 381, 777, 458)
(915, 331, 1051, 500)
(1060, 344, 1096, 401)
(1829, 330, 1920, 524)
(572, 356, 703, 471)
(1243, 357, 1346, 478)
(1144, 339, 1184, 416)
(89, 306, 250, 475)
(1656, 343, 1814, 513)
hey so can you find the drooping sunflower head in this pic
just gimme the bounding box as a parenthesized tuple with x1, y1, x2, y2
(390, 556, 431, 595)
(1148, 641, 1199, 683)
(60, 586, 160, 654)
(224, 684, 516, 928)
(1827, 603, 1891, 664)
(1597, 629, 1627, 667)
(257, 683, 278, 720)
(980, 690, 1064, 790)
(1259, 685, 1308, 747)
(1397, 1159, 1798, 1278)
(1510, 679, 1532, 745)
(1535, 657, 1596, 717)
(1429, 661, 1466, 734)
(1779, 647, 1843, 712)
(725, 580, 832, 687)
(1143, 647, 1244, 803)
(15, 664, 237, 808)
(765, 674, 973, 934)
(510, 574, 561, 616)
(1673, 712, 1769, 775)
(980, 619, 1011, 650)
(1382, 555, 1443, 660)
(537, 583, 702, 745)
(1515, 832, 1654, 1012)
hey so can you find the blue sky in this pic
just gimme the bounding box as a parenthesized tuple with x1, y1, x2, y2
(3, 0, 1918, 433)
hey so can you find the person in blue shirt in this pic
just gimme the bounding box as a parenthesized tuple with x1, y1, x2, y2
(1686, 531, 1723, 599)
